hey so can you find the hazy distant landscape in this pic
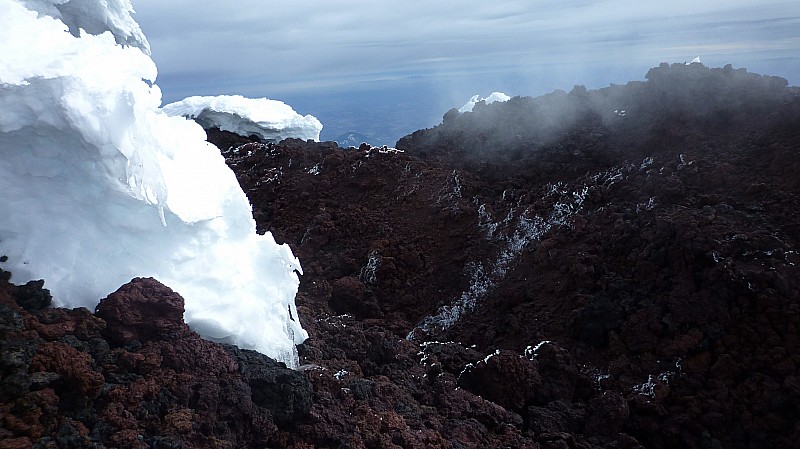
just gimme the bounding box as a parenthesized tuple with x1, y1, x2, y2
(136, 0, 800, 146)
(275, 66, 658, 145)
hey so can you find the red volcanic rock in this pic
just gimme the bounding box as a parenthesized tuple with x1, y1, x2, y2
(330, 276, 370, 316)
(26, 307, 103, 341)
(1, 276, 312, 449)
(457, 350, 541, 410)
(95, 277, 190, 344)
(585, 391, 630, 436)
(30, 341, 104, 400)
(0, 438, 33, 449)
(530, 341, 593, 404)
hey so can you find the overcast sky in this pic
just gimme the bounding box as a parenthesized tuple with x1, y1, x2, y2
(133, 0, 800, 143)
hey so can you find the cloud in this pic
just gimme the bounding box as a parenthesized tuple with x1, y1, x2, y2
(132, 0, 800, 106)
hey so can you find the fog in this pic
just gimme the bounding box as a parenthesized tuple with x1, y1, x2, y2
(133, 0, 800, 144)
(394, 62, 794, 189)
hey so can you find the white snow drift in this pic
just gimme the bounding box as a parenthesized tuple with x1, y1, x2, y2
(163, 95, 322, 143)
(458, 92, 511, 113)
(0, 0, 308, 367)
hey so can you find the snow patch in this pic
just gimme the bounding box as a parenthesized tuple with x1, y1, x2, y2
(524, 340, 554, 359)
(459, 92, 511, 113)
(482, 349, 501, 364)
(162, 95, 322, 143)
(359, 250, 381, 286)
(632, 375, 657, 398)
(435, 170, 464, 205)
(307, 163, 322, 175)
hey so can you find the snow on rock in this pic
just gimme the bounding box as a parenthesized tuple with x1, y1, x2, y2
(163, 95, 323, 143)
(0, 0, 307, 367)
(458, 91, 511, 113)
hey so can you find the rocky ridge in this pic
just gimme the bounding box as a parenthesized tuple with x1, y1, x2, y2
(2, 63, 800, 448)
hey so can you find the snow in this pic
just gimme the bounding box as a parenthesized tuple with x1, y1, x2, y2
(524, 341, 554, 359)
(0, 0, 307, 368)
(19, 0, 149, 52)
(458, 91, 511, 113)
(408, 182, 589, 339)
(162, 95, 322, 143)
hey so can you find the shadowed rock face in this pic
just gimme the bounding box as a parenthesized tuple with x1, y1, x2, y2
(1, 64, 800, 448)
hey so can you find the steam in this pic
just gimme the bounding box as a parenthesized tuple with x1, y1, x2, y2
(397, 63, 791, 163)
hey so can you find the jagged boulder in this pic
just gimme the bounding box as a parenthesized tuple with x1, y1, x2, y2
(457, 350, 541, 411)
(0, 276, 313, 448)
(95, 277, 189, 344)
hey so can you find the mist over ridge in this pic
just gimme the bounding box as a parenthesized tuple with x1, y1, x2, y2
(397, 62, 794, 171)
(133, 0, 800, 147)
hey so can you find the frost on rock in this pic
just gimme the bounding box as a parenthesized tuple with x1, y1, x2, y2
(307, 163, 322, 175)
(409, 181, 591, 339)
(409, 161, 645, 339)
(162, 95, 323, 143)
(359, 250, 381, 286)
(0, 0, 307, 368)
(435, 170, 464, 205)
(632, 375, 657, 399)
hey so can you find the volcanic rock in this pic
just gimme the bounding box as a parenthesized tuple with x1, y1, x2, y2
(0, 277, 312, 448)
(213, 63, 798, 448)
(95, 277, 189, 344)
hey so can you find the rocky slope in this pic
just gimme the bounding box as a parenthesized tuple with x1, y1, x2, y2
(2, 63, 800, 448)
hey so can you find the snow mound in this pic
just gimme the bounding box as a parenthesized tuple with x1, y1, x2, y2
(163, 95, 323, 143)
(459, 92, 511, 113)
(0, 0, 307, 367)
(20, 0, 149, 52)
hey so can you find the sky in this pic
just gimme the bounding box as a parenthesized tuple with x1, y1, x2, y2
(133, 0, 800, 144)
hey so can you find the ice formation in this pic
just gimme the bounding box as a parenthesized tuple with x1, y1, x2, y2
(0, 0, 307, 367)
(163, 95, 322, 143)
(458, 91, 511, 113)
